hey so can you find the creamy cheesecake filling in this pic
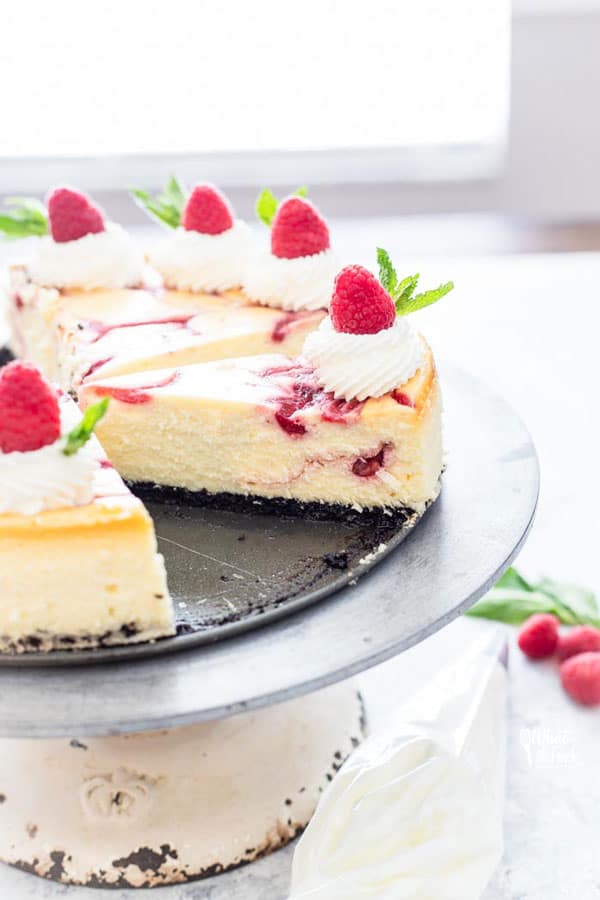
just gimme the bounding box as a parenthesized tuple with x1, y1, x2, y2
(80, 353, 443, 513)
(7, 271, 326, 391)
(0, 395, 174, 653)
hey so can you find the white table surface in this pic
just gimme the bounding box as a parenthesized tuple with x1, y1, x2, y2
(1, 239, 599, 898)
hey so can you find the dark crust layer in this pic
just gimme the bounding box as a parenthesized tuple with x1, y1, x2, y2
(0, 346, 15, 368)
(128, 481, 419, 527)
(0, 623, 141, 655)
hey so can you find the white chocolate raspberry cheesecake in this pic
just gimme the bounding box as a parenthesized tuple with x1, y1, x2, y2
(8, 269, 324, 391)
(0, 361, 173, 653)
(79, 252, 452, 517)
(4, 186, 324, 390)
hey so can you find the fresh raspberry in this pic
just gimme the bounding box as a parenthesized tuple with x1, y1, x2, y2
(330, 265, 396, 335)
(0, 361, 61, 453)
(560, 652, 600, 706)
(182, 184, 234, 235)
(271, 197, 330, 259)
(517, 613, 559, 659)
(47, 188, 105, 243)
(557, 625, 600, 662)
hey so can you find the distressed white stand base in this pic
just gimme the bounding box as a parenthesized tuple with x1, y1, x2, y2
(0, 682, 363, 889)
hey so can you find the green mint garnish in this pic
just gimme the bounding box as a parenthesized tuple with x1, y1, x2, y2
(0, 197, 49, 240)
(256, 188, 279, 227)
(131, 175, 187, 229)
(466, 566, 600, 628)
(255, 186, 309, 227)
(376, 247, 454, 316)
(62, 398, 109, 457)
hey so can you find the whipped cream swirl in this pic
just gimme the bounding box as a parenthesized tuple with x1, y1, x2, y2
(303, 316, 424, 401)
(243, 248, 338, 312)
(148, 221, 253, 293)
(0, 440, 97, 515)
(28, 223, 146, 290)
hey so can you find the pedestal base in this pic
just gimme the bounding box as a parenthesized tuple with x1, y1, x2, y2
(0, 682, 363, 888)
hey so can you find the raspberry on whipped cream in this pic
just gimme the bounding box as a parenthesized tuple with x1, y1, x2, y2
(0, 187, 147, 290)
(0, 363, 107, 515)
(303, 316, 424, 402)
(243, 191, 339, 312)
(303, 252, 454, 401)
(144, 181, 254, 293)
(29, 223, 146, 291)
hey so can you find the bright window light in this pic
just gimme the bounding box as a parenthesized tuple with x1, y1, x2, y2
(2, 0, 509, 159)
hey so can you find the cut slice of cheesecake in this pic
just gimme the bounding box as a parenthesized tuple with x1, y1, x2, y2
(7, 267, 325, 392)
(79, 349, 442, 517)
(0, 393, 173, 653)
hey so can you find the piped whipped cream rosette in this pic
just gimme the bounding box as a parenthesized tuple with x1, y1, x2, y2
(136, 178, 253, 293)
(243, 189, 339, 312)
(0, 188, 146, 290)
(0, 361, 108, 515)
(303, 249, 454, 401)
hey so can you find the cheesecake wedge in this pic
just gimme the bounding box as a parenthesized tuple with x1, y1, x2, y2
(8, 268, 324, 392)
(79, 349, 442, 517)
(0, 362, 173, 653)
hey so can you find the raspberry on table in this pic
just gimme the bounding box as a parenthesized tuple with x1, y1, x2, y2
(560, 652, 600, 706)
(0, 361, 61, 453)
(271, 197, 330, 259)
(47, 188, 105, 243)
(557, 625, 600, 662)
(517, 613, 559, 659)
(330, 265, 396, 335)
(183, 184, 234, 235)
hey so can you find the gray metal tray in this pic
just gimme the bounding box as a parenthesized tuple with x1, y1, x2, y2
(0, 362, 539, 737)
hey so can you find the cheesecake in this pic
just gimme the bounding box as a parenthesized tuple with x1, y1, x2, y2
(0, 361, 173, 653)
(79, 251, 451, 518)
(79, 349, 442, 517)
(6, 185, 326, 390)
(8, 267, 324, 391)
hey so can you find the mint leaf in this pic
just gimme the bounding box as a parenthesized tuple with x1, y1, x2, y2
(0, 197, 48, 239)
(256, 188, 279, 227)
(163, 175, 186, 210)
(131, 175, 186, 228)
(466, 566, 600, 628)
(466, 589, 575, 625)
(534, 577, 599, 625)
(495, 566, 533, 592)
(376, 247, 398, 294)
(62, 398, 109, 457)
(396, 280, 454, 316)
(375, 248, 453, 316)
(256, 186, 309, 226)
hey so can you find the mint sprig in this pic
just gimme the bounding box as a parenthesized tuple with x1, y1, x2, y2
(0, 197, 49, 240)
(466, 566, 600, 628)
(62, 398, 109, 457)
(255, 185, 309, 227)
(131, 175, 186, 229)
(376, 247, 454, 316)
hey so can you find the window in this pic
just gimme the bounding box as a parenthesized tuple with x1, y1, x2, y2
(1, 0, 510, 189)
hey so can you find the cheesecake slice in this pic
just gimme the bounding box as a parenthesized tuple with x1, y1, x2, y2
(8, 268, 324, 391)
(79, 349, 442, 517)
(0, 366, 173, 653)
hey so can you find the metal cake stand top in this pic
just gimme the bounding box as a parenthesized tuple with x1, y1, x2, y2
(0, 363, 538, 738)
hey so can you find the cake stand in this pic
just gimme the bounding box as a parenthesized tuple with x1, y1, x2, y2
(0, 363, 539, 891)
